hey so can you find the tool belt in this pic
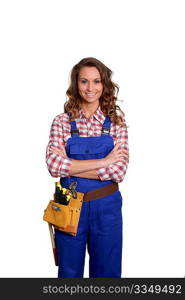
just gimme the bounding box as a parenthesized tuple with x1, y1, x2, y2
(43, 182, 118, 236)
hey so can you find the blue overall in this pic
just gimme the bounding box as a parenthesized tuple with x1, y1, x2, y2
(55, 116, 123, 278)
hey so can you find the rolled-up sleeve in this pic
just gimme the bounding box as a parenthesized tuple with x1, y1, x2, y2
(46, 116, 72, 178)
(97, 125, 129, 183)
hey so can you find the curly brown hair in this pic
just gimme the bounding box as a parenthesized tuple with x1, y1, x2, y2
(64, 57, 128, 128)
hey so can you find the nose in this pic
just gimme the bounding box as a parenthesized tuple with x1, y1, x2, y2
(87, 82, 93, 91)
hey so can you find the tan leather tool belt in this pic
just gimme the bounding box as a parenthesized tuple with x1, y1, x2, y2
(43, 182, 119, 236)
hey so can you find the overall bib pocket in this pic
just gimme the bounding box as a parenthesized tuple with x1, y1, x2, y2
(68, 142, 111, 159)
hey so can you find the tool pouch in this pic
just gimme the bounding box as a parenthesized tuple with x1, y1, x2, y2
(43, 191, 84, 236)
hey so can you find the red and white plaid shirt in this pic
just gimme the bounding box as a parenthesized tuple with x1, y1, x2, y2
(46, 106, 129, 183)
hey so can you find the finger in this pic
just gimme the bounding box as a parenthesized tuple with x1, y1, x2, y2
(58, 141, 67, 151)
(50, 147, 65, 156)
(50, 146, 61, 151)
(122, 154, 129, 161)
(112, 143, 122, 151)
(117, 145, 128, 153)
(118, 157, 129, 163)
(118, 153, 129, 160)
(116, 148, 126, 155)
(122, 152, 129, 158)
(51, 149, 59, 154)
(51, 150, 57, 154)
(50, 148, 58, 154)
(57, 142, 67, 155)
(114, 142, 122, 148)
(62, 146, 67, 156)
(117, 148, 129, 155)
(122, 148, 129, 153)
(51, 144, 65, 150)
(58, 141, 65, 147)
(51, 149, 63, 155)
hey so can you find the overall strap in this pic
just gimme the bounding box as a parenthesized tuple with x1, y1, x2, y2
(69, 115, 111, 136)
(70, 120, 79, 136)
(101, 116, 111, 135)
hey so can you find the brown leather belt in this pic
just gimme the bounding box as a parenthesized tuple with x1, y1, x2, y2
(83, 183, 118, 202)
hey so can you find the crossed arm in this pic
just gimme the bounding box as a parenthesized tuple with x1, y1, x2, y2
(49, 145, 105, 179)
(46, 116, 129, 183)
(49, 140, 129, 181)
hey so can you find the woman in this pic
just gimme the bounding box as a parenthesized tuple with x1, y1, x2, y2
(46, 57, 129, 278)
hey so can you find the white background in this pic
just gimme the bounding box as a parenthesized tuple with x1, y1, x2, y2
(0, 0, 184, 278)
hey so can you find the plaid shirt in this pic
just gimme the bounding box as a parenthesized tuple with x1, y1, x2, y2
(46, 106, 129, 183)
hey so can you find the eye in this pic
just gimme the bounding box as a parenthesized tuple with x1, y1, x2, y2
(80, 79, 101, 84)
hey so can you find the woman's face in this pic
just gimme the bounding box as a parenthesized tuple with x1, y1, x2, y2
(77, 66, 103, 105)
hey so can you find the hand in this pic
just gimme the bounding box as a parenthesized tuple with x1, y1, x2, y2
(50, 142, 68, 157)
(103, 142, 129, 166)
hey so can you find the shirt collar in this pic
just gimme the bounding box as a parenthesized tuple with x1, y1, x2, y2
(79, 105, 105, 124)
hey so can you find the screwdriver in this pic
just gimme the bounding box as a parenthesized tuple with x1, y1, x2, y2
(63, 194, 71, 205)
(54, 181, 61, 203)
(58, 187, 68, 205)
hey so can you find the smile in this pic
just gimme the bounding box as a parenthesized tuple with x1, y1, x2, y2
(85, 93, 96, 97)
